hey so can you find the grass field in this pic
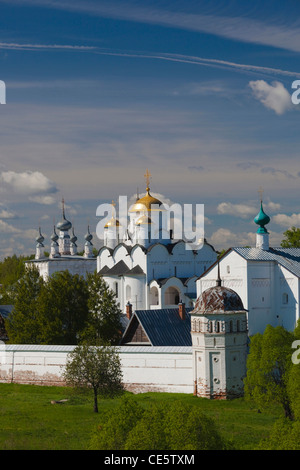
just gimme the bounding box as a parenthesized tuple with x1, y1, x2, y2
(0, 383, 283, 450)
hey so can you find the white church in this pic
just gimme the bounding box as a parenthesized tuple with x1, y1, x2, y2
(27, 198, 97, 280)
(196, 200, 300, 335)
(97, 170, 217, 312)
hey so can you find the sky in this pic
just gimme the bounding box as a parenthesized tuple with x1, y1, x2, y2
(0, 0, 300, 257)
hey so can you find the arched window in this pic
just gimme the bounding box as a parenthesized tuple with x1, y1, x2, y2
(126, 285, 131, 302)
(164, 286, 180, 306)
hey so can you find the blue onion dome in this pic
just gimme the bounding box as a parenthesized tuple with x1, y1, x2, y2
(36, 227, 44, 245)
(56, 198, 72, 231)
(85, 226, 93, 243)
(254, 202, 270, 233)
(50, 226, 58, 243)
(70, 228, 77, 244)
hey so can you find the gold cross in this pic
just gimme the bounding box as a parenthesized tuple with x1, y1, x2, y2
(258, 187, 264, 203)
(144, 169, 151, 189)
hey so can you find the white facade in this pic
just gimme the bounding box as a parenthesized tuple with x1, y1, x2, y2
(98, 178, 217, 312)
(98, 240, 217, 312)
(196, 249, 300, 336)
(29, 256, 97, 281)
(28, 200, 97, 280)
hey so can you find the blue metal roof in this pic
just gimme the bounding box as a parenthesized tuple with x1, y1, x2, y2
(233, 247, 300, 278)
(122, 308, 192, 347)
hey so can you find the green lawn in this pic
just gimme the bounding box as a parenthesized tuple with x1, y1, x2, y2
(0, 383, 283, 450)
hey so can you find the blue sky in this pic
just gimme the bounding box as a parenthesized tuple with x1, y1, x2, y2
(0, 0, 300, 257)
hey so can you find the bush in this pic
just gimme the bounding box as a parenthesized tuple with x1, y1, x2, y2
(90, 397, 229, 450)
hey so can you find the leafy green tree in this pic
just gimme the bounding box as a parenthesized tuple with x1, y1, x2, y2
(0, 254, 35, 304)
(82, 271, 123, 345)
(63, 341, 124, 413)
(244, 325, 294, 419)
(37, 270, 89, 345)
(281, 226, 300, 248)
(257, 418, 300, 450)
(5, 265, 44, 343)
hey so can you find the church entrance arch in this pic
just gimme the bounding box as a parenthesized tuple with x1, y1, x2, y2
(164, 286, 180, 306)
(150, 286, 159, 306)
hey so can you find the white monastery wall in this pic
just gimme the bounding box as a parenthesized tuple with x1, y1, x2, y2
(0, 345, 193, 394)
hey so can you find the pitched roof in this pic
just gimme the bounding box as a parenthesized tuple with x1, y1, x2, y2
(99, 260, 145, 276)
(233, 247, 300, 278)
(121, 307, 192, 347)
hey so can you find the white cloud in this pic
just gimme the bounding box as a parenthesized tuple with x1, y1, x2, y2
(0, 170, 58, 196)
(217, 201, 281, 219)
(0, 205, 17, 219)
(249, 80, 293, 115)
(0, 220, 21, 234)
(272, 213, 300, 228)
(28, 195, 56, 205)
(210, 228, 256, 249)
(217, 202, 257, 219)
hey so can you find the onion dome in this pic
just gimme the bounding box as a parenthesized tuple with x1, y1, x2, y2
(104, 217, 120, 228)
(130, 187, 163, 213)
(56, 198, 72, 231)
(70, 228, 77, 245)
(50, 226, 58, 243)
(254, 202, 270, 234)
(85, 225, 93, 243)
(104, 200, 121, 228)
(136, 215, 152, 225)
(36, 227, 44, 245)
(129, 169, 163, 213)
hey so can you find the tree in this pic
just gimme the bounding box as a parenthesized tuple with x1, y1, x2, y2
(5, 265, 44, 343)
(244, 325, 294, 419)
(281, 226, 300, 248)
(37, 270, 89, 345)
(0, 254, 35, 304)
(82, 271, 123, 345)
(63, 341, 124, 413)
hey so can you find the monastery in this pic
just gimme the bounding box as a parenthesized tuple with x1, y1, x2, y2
(1, 172, 299, 398)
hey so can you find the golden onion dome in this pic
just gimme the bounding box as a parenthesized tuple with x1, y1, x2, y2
(136, 215, 152, 225)
(104, 217, 120, 228)
(130, 187, 163, 213)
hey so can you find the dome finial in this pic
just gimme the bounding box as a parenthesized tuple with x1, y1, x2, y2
(144, 168, 151, 191)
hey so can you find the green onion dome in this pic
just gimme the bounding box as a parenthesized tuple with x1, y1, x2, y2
(254, 202, 270, 233)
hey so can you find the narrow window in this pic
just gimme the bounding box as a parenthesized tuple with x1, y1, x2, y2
(282, 293, 288, 305)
